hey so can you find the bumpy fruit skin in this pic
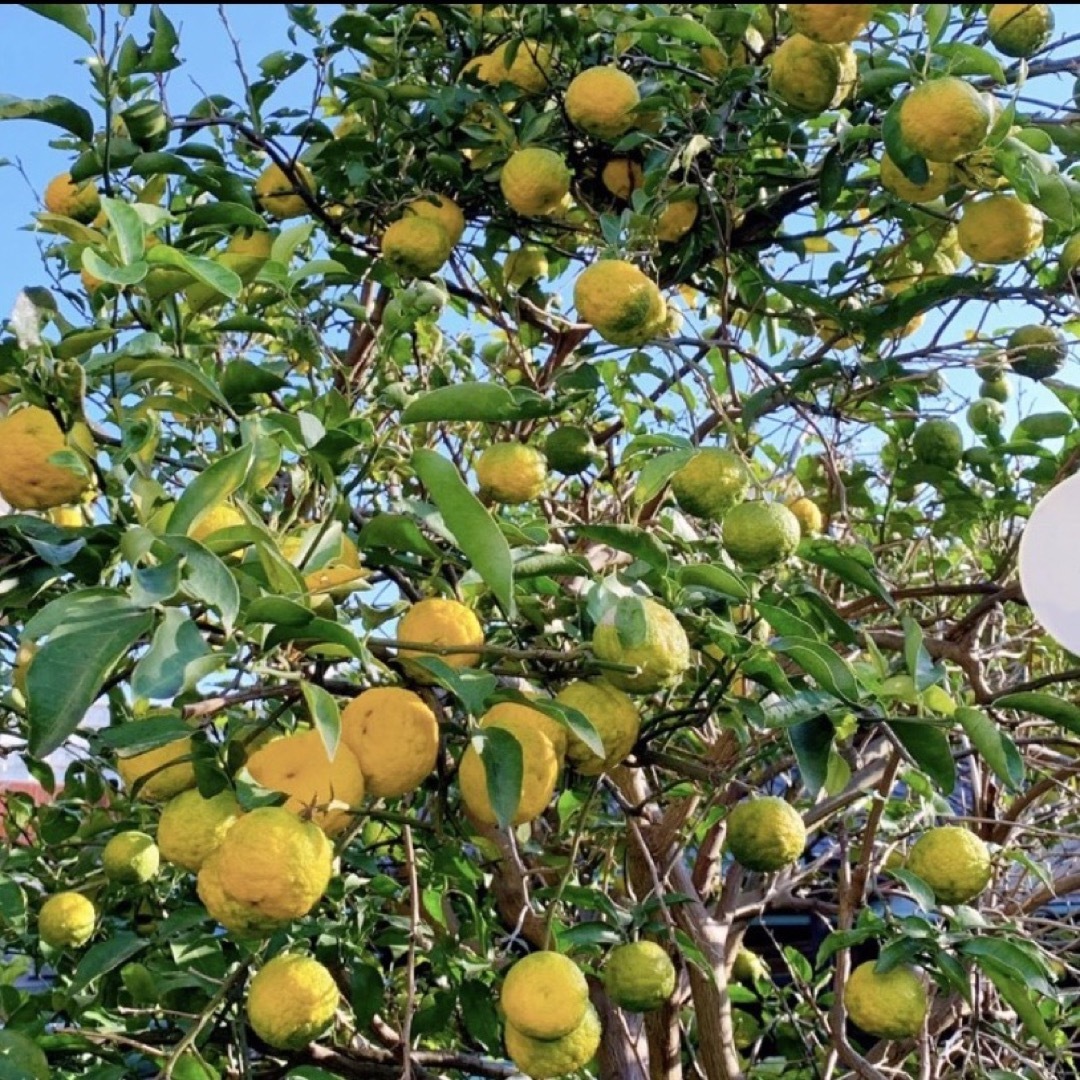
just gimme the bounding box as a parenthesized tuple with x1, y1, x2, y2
(476, 443, 548, 504)
(671, 447, 750, 521)
(879, 154, 954, 203)
(768, 35, 856, 115)
(899, 78, 991, 163)
(44, 171, 101, 223)
(603, 941, 676, 1012)
(103, 831, 160, 884)
(1007, 324, 1067, 380)
(214, 806, 333, 923)
(656, 197, 699, 243)
(967, 398, 1006, 435)
(117, 733, 197, 802)
(504, 245, 549, 287)
(787, 3, 875, 43)
(459, 712, 560, 826)
(0, 406, 94, 510)
(158, 788, 241, 871)
(787, 496, 824, 537)
(601, 158, 644, 201)
(404, 193, 465, 246)
(988, 4, 1054, 58)
(0, 1029, 51, 1080)
(592, 597, 691, 694)
(565, 66, 640, 140)
(487, 39, 554, 93)
(906, 825, 992, 904)
(197, 848, 286, 939)
(725, 796, 806, 872)
(340, 687, 439, 798)
(255, 162, 314, 219)
(397, 597, 485, 682)
(501, 952, 589, 1040)
(504, 1003, 602, 1080)
(958, 195, 1043, 264)
(247, 954, 339, 1050)
(844, 961, 928, 1039)
(556, 679, 640, 774)
(574, 260, 667, 347)
(500, 148, 572, 217)
(544, 426, 597, 475)
(381, 217, 452, 277)
(189, 504, 245, 544)
(731, 947, 770, 984)
(722, 502, 802, 571)
(911, 419, 964, 469)
(39, 891, 96, 949)
(245, 729, 365, 836)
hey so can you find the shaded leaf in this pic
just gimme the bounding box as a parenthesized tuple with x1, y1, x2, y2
(475, 725, 523, 830)
(956, 706, 1024, 792)
(0, 93, 94, 142)
(889, 720, 957, 793)
(772, 637, 860, 704)
(788, 714, 834, 797)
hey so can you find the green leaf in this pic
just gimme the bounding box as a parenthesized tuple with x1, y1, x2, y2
(934, 42, 1007, 84)
(475, 724, 523, 830)
(303, 682, 341, 760)
(359, 513, 439, 558)
(992, 692, 1080, 737)
(772, 637, 860, 704)
(614, 595, 649, 648)
(799, 538, 894, 609)
(882, 97, 928, 185)
(577, 524, 669, 574)
(82, 249, 148, 286)
(27, 609, 154, 758)
(131, 610, 217, 700)
(634, 15, 720, 47)
(679, 563, 749, 600)
(164, 537, 240, 633)
(97, 715, 191, 753)
(902, 614, 940, 692)
(789, 714, 834, 797)
(125, 358, 234, 412)
(130, 558, 183, 608)
(924, 4, 950, 45)
(516, 696, 604, 758)
(0, 94, 94, 142)
(889, 720, 956, 793)
(982, 967, 1056, 1049)
(70, 934, 147, 994)
(410, 657, 497, 717)
(402, 383, 552, 424)
(221, 360, 287, 403)
(101, 197, 145, 265)
(632, 448, 695, 505)
(146, 245, 242, 298)
(137, 4, 181, 73)
(889, 867, 937, 911)
(21, 4, 95, 43)
(956, 706, 1024, 792)
(166, 444, 253, 537)
(55, 327, 117, 360)
(412, 450, 515, 618)
(958, 939, 1054, 996)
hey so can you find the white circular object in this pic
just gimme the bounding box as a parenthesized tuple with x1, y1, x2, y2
(1019, 471, 1080, 653)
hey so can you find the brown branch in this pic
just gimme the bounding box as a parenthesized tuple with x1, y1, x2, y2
(307, 1044, 516, 1079)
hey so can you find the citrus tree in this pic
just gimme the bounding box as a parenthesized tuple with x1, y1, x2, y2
(3, 3, 1080, 1078)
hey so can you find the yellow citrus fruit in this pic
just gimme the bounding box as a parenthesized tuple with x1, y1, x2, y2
(701, 29, 763, 76)
(591, 596, 691, 694)
(227, 230, 274, 259)
(725, 796, 806, 872)
(906, 825, 992, 904)
(255, 162, 314, 219)
(912, 419, 964, 469)
(988, 4, 1054, 57)
(554, 679, 640, 774)
(0, 1029, 50, 1080)
(405, 193, 466, 246)
(957, 194, 1043, 264)
(197, 847, 286, 939)
(487, 39, 554, 93)
(565, 66, 640, 140)
(38, 891, 96, 949)
(340, 687, 439, 798)
(879, 154, 954, 203)
(731, 947, 770, 984)
(282, 529, 367, 598)
(158, 788, 242, 872)
(898, 78, 991, 163)
(603, 941, 676, 1012)
(722, 502, 802, 571)
(504, 244, 549, 286)
(476, 443, 548, 504)
(48, 505, 85, 527)
(189, 503, 245, 543)
(245, 729, 365, 836)
(482, 700, 567, 761)
(843, 961, 928, 1039)
(381, 216, 452, 277)
(0, 406, 94, 511)
(117, 733, 196, 802)
(212, 806, 334, 922)
(574, 259, 667, 347)
(458, 712, 560, 826)
(671, 447, 750, 521)
(461, 52, 501, 83)
(102, 831, 160, 884)
(501, 952, 589, 1039)
(768, 35, 856, 115)
(787, 3, 875, 43)
(397, 597, 485, 683)
(247, 954, 339, 1050)
(500, 148, 572, 217)
(44, 171, 101, 223)
(656, 196, 699, 243)
(601, 158, 643, 201)
(1007, 324, 1067, 380)
(787, 496, 824, 537)
(505, 1002, 601, 1079)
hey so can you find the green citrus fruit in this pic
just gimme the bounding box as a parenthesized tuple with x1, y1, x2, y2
(544, 426, 598, 475)
(102, 831, 160, 884)
(843, 961, 928, 1039)
(966, 399, 1005, 435)
(988, 4, 1054, 58)
(911, 419, 964, 469)
(670, 447, 750, 521)
(721, 502, 801, 571)
(725, 796, 806, 872)
(979, 376, 1010, 402)
(906, 825, 992, 904)
(591, 596, 691, 693)
(603, 941, 676, 1012)
(731, 947, 770, 985)
(1007, 325, 1067, 380)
